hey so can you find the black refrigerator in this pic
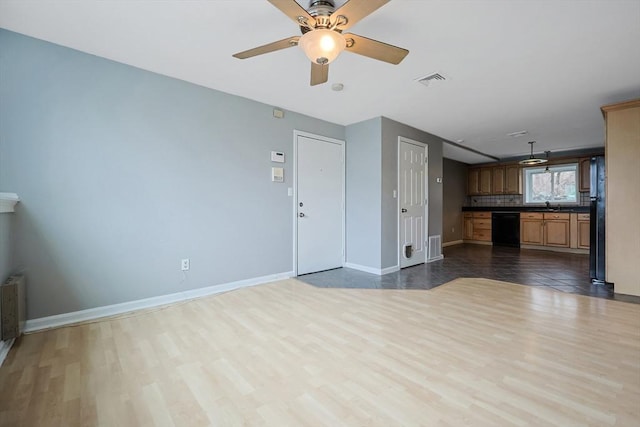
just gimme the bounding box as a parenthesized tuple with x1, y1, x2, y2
(590, 156, 606, 284)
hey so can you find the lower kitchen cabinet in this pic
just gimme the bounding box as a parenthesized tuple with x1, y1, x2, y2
(520, 213, 543, 245)
(543, 213, 570, 247)
(463, 212, 492, 242)
(577, 213, 590, 249)
(463, 214, 474, 240)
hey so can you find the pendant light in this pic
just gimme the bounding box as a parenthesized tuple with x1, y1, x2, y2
(519, 141, 548, 165)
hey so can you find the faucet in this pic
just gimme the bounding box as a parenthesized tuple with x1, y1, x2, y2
(545, 201, 551, 209)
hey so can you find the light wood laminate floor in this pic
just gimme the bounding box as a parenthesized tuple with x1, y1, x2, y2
(1, 278, 639, 426)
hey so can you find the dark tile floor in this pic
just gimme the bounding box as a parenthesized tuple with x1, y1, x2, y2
(297, 244, 640, 304)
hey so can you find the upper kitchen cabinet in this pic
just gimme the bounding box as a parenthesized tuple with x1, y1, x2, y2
(468, 167, 480, 195)
(468, 167, 492, 195)
(504, 165, 522, 194)
(492, 167, 505, 194)
(579, 157, 590, 192)
(470, 164, 521, 196)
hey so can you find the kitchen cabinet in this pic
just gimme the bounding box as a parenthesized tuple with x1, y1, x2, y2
(470, 165, 521, 196)
(468, 167, 491, 195)
(479, 168, 492, 194)
(579, 157, 591, 193)
(543, 213, 570, 247)
(520, 213, 544, 245)
(492, 167, 505, 194)
(463, 212, 491, 242)
(504, 165, 522, 194)
(468, 168, 480, 195)
(577, 213, 590, 249)
(520, 212, 570, 247)
(463, 213, 474, 240)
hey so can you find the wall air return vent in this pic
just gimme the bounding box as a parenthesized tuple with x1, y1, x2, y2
(416, 72, 446, 87)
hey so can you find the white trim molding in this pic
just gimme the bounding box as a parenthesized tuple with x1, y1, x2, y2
(344, 262, 399, 276)
(0, 193, 19, 213)
(0, 338, 15, 367)
(427, 255, 445, 263)
(442, 240, 464, 248)
(24, 271, 294, 333)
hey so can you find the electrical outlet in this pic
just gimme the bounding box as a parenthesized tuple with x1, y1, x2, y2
(181, 258, 190, 271)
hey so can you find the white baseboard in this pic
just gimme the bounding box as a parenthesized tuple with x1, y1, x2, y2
(381, 265, 400, 275)
(427, 255, 445, 263)
(344, 262, 382, 275)
(24, 271, 294, 333)
(0, 338, 15, 367)
(344, 262, 399, 276)
(442, 240, 464, 247)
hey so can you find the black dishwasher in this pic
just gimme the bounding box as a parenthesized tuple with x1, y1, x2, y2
(492, 212, 520, 247)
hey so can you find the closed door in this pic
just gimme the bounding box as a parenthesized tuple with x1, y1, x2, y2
(296, 134, 344, 275)
(399, 138, 427, 268)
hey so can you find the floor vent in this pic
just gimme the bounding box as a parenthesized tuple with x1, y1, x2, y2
(416, 72, 446, 87)
(428, 235, 443, 262)
(1, 275, 26, 341)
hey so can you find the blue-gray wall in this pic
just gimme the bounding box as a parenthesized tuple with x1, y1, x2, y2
(381, 117, 444, 268)
(345, 118, 382, 268)
(0, 29, 344, 319)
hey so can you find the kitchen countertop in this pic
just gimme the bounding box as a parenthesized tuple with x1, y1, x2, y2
(462, 206, 590, 213)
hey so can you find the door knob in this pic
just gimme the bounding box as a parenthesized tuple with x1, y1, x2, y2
(299, 212, 305, 217)
(401, 208, 407, 213)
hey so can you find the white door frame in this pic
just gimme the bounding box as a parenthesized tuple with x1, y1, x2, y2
(292, 130, 346, 276)
(397, 136, 428, 268)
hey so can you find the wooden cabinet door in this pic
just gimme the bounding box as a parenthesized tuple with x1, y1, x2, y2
(468, 168, 480, 195)
(578, 220, 590, 249)
(579, 157, 590, 193)
(544, 220, 570, 247)
(479, 168, 492, 194)
(521, 219, 543, 245)
(463, 218, 474, 240)
(492, 167, 505, 194)
(504, 165, 521, 194)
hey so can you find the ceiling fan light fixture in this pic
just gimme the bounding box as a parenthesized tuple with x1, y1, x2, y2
(519, 141, 548, 165)
(299, 29, 346, 64)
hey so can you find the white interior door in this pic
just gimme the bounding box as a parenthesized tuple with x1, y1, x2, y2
(296, 134, 344, 275)
(399, 138, 427, 268)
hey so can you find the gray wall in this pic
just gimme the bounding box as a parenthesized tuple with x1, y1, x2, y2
(345, 118, 382, 268)
(442, 158, 468, 243)
(0, 29, 344, 319)
(381, 117, 444, 268)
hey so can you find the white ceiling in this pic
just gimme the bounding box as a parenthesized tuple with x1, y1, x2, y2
(1, 0, 639, 164)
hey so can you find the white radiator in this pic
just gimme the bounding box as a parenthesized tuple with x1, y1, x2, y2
(1, 275, 26, 340)
(428, 235, 443, 262)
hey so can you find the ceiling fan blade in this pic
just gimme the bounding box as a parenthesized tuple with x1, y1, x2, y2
(310, 62, 329, 86)
(344, 33, 408, 64)
(232, 36, 300, 59)
(268, 0, 317, 28)
(331, 0, 390, 30)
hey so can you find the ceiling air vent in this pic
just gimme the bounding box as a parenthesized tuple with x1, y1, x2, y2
(416, 72, 446, 87)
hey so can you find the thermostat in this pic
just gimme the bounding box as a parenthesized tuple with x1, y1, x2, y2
(271, 151, 285, 163)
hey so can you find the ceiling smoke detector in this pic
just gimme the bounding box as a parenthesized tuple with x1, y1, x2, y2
(416, 72, 446, 87)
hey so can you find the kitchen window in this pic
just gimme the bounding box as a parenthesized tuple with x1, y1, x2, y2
(524, 163, 578, 205)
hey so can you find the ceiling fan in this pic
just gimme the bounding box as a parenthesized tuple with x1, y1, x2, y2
(232, 0, 409, 86)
